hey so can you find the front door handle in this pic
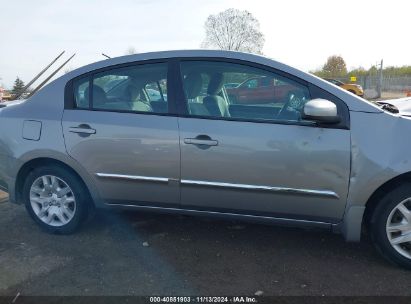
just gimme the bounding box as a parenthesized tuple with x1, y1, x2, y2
(184, 135, 218, 147)
(68, 124, 96, 136)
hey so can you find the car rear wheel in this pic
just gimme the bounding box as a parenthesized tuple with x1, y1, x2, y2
(23, 165, 90, 234)
(370, 183, 411, 269)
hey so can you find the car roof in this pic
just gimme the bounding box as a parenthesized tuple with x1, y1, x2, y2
(65, 50, 292, 78)
(47, 49, 381, 113)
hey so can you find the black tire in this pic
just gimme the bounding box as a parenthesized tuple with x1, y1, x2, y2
(370, 182, 411, 269)
(23, 165, 91, 234)
(348, 89, 357, 95)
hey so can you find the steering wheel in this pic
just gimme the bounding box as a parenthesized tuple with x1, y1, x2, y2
(276, 91, 306, 120)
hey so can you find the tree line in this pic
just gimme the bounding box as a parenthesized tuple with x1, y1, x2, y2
(312, 55, 411, 79)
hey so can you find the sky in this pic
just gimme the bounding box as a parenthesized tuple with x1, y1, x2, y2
(0, 0, 410, 89)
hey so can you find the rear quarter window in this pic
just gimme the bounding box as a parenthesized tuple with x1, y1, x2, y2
(73, 77, 90, 109)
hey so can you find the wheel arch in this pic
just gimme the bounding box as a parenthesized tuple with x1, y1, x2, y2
(363, 171, 411, 228)
(15, 156, 101, 208)
(338, 171, 411, 242)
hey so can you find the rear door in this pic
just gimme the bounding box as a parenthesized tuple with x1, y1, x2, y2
(62, 61, 180, 206)
(177, 60, 351, 223)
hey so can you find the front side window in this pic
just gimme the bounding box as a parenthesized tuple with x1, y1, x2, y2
(73, 62, 168, 114)
(180, 61, 311, 122)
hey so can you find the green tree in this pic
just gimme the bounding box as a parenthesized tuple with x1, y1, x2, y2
(368, 65, 378, 75)
(321, 55, 347, 77)
(347, 67, 368, 77)
(11, 77, 25, 97)
(382, 65, 411, 76)
(312, 59, 411, 79)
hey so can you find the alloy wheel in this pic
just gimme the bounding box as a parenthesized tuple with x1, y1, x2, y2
(29, 175, 76, 227)
(386, 198, 411, 259)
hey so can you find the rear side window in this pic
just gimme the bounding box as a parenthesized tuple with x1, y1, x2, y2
(72, 62, 168, 114)
(73, 77, 90, 109)
(92, 63, 168, 113)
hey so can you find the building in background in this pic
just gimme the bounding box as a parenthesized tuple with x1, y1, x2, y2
(0, 88, 13, 102)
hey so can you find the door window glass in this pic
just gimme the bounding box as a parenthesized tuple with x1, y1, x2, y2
(75, 63, 169, 113)
(180, 61, 312, 122)
(245, 79, 258, 88)
(145, 81, 168, 102)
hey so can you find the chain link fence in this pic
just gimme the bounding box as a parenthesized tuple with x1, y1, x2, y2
(335, 75, 411, 99)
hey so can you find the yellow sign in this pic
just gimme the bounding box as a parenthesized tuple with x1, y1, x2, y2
(350, 76, 357, 82)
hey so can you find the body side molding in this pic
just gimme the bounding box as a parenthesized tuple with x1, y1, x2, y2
(96, 173, 169, 183)
(181, 179, 340, 199)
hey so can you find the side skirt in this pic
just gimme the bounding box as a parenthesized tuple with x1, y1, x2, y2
(105, 203, 333, 230)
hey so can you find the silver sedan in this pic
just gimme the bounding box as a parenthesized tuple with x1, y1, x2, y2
(1, 50, 411, 269)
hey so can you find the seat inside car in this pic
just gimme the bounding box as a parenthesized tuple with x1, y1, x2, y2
(85, 85, 133, 111)
(203, 73, 230, 117)
(125, 82, 153, 112)
(183, 72, 209, 116)
(84, 85, 108, 108)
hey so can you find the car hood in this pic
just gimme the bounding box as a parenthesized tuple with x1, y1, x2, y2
(384, 97, 411, 116)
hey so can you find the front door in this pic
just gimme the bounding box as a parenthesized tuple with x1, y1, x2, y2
(62, 61, 180, 206)
(177, 60, 351, 223)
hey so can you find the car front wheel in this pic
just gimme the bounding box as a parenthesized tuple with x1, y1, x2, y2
(23, 165, 90, 234)
(370, 183, 411, 269)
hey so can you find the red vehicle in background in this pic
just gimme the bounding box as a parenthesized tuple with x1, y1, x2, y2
(226, 76, 299, 104)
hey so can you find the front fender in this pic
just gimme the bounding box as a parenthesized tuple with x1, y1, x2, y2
(340, 111, 411, 241)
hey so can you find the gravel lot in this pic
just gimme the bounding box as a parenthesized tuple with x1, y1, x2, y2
(0, 195, 411, 297)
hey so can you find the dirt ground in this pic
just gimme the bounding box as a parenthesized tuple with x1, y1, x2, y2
(1, 192, 411, 297)
(379, 91, 409, 100)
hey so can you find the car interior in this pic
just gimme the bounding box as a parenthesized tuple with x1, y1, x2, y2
(182, 67, 309, 122)
(76, 65, 168, 114)
(75, 63, 309, 122)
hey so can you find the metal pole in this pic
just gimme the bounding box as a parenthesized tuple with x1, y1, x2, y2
(15, 51, 65, 99)
(377, 59, 383, 98)
(28, 53, 76, 98)
(379, 59, 384, 98)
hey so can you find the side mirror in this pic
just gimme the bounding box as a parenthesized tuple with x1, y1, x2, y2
(302, 99, 340, 124)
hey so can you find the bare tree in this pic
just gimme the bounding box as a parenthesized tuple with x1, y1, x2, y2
(201, 8, 265, 54)
(64, 66, 74, 74)
(125, 46, 137, 55)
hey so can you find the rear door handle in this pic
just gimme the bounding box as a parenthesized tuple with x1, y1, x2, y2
(184, 135, 218, 147)
(68, 124, 96, 135)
